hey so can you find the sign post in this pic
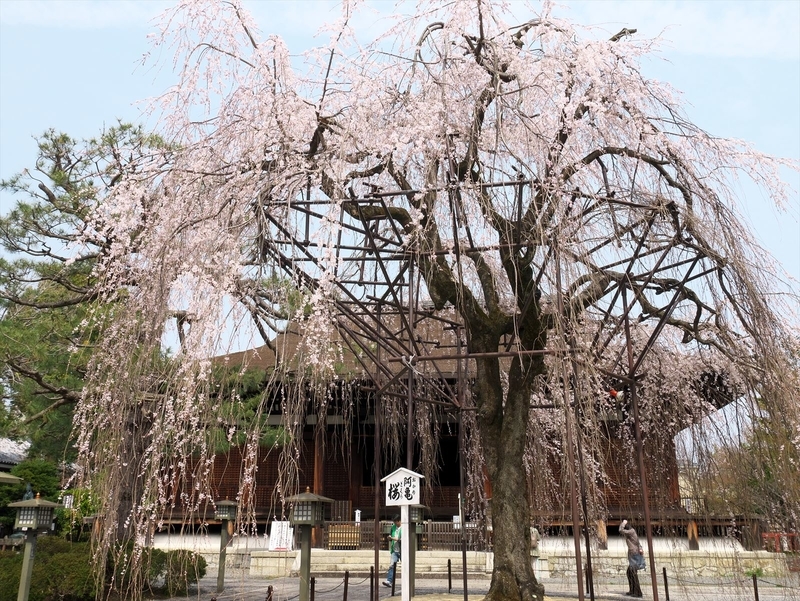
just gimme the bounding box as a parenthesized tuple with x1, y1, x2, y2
(381, 468, 424, 601)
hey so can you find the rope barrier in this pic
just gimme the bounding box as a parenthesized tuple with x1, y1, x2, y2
(756, 576, 791, 588)
(314, 579, 345, 594)
(669, 573, 752, 586)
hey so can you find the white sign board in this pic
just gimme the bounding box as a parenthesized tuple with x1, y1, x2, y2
(381, 467, 424, 506)
(268, 521, 294, 551)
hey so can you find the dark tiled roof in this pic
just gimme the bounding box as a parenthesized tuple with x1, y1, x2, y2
(0, 438, 29, 467)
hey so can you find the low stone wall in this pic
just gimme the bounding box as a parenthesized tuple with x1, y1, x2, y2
(545, 549, 789, 579)
(248, 548, 789, 580)
(250, 550, 487, 577)
(200, 549, 252, 570)
(250, 550, 300, 577)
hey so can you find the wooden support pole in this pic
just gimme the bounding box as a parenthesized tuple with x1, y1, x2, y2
(313, 428, 325, 547)
(688, 520, 699, 551)
(596, 519, 608, 550)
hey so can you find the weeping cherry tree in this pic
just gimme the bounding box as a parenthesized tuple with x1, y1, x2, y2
(73, 2, 799, 600)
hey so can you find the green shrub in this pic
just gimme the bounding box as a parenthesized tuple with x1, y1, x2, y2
(0, 550, 23, 601)
(144, 547, 169, 590)
(0, 537, 206, 600)
(164, 549, 207, 595)
(107, 542, 165, 594)
(38, 550, 94, 600)
(0, 537, 94, 601)
(108, 543, 206, 595)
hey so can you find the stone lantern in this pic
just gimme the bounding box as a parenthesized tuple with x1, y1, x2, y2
(287, 488, 333, 601)
(214, 499, 238, 593)
(9, 494, 61, 601)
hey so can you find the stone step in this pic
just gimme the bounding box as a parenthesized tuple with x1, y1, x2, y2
(250, 550, 491, 578)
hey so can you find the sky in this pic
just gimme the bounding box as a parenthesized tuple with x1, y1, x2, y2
(1, 0, 798, 283)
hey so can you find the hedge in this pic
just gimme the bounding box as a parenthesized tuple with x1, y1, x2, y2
(0, 537, 206, 600)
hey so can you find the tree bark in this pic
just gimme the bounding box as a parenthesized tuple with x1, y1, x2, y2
(470, 321, 545, 601)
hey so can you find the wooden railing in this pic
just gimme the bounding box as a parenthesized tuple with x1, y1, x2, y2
(322, 521, 387, 550)
(0, 536, 24, 551)
(762, 532, 799, 553)
(421, 520, 488, 551)
(679, 496, 707, 514)
(321, 520, 490, 551)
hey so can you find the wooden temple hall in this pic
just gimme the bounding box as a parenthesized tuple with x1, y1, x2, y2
(201, 317, 761, 552)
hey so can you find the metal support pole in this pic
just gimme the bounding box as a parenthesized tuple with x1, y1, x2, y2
(372, 325, 384, 601)
(217, 518, 229, 593)
(554, 249, 585, 601)
(563, 394, 586, 601)
(407, 257, 415, 470)
(343, 570, 350, 601)
(752, 574, 760, 601)
(408, 520, 417, 597)
(406, 261, 417, 598)
(662, 567, 669, 601)
(374, 393, 382, 601)
(299, 525, 312, 601)
(456, 331, 469, 601)
(310, 576, 316, 601)
(622, 288, 659, 601)
(571, 356, 595, 601)
(448, 558, 452, 592)
(17, 531, 37, 601)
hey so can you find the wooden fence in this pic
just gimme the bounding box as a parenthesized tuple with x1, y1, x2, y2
(321, 520, 490, 551)
(0, 536, 24, 551)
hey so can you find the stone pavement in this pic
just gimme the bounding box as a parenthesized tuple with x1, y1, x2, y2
(171, 569, 799, 601)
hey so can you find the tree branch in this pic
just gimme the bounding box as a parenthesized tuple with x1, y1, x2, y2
(5, 356, 81, 410)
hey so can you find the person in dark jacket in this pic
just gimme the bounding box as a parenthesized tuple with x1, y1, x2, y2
(620, 519, 644, 597)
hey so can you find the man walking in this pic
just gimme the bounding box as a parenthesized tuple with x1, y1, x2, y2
(383, 515, 402, 588)
(620, 519, 644, 597)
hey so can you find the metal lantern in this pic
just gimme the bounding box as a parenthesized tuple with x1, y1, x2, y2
(9, 495, 61, 531)
(215, 499, 238, 522)
(409, 504, 424, 523)
(286, 487, 333, 527)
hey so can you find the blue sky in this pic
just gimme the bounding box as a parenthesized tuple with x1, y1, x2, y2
(1, 0, 798, 280)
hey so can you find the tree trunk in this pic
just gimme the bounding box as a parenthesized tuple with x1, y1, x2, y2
(471, 324, 545, 601)
(115, 402, 148, 544)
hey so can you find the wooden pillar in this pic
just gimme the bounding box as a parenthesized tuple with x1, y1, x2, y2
(596, 519, 608, 550)
(349, 434, 361, 519)
(687, 520, 699, 551)
(313, 427, 325, 547)
(480, 463, 492, 498)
